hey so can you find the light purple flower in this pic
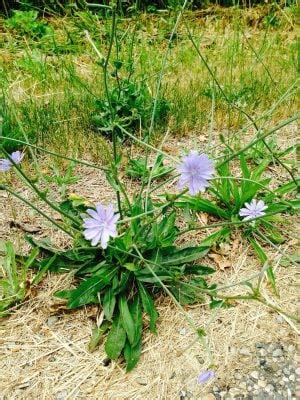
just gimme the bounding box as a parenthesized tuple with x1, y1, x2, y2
(177, 151, 214, 195)
(239, 199, 267, 221)
(197, 370, 215, 384)
(0, 151, 24, 172)
(82, 203, 119, 248)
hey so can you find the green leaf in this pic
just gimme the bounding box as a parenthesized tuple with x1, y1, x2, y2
(137, 281, 158, 333)
(199, 228, 231, 247)
(251, 159, 270, 181)
(185, 265, 216, 275)
(54, 289, 73, 300)
(239, 154, 250, 178)
(250, 238, 267, 263)
(67, 266, 117, 309)
(88, 321, 110, 352)
(148, 212, 178, 249)
(104, 313, 126, 360)
(124, 263, 138, 271)
(210, 299, 232, 309)
(129, 295, 143, 347)
(32, 255, 56, 285)
(124, 339, 142, 372)
(266, 266, 278, 296)
(103, 287, 116, 321)
(119, 295, 136, 345)
(160, 246, 209, 266)
(113, 270, 131, 295)
(249, 238, 278, 295)
(175, 196, 228, 219)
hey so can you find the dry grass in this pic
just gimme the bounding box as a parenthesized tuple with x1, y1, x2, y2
(0, 249, 298, 399)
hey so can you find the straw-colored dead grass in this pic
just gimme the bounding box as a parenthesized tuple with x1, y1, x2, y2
(0, 258, 298, 399)
(0, 128, 298, 399)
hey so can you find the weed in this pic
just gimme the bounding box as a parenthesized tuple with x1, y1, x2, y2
(0, 242, 39, 317)
(126, 154, 173, 182)
(5, 10, 52, 39)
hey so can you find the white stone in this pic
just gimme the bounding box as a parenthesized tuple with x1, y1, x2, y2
(288, 345, 295, 353)
(257, 379, 267, 388)
(259, 348, 267, 356)
(240, 347, 251, 356)
(273, 348, 283, 357)
(265, 384, 274, 392)
(250, 371, 259, 380)
(202, 395, 216, 400)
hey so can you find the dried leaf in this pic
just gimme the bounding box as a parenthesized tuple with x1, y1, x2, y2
(208, 253, 231, 271)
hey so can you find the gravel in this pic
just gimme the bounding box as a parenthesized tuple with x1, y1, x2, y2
(179, 341, 299, 400)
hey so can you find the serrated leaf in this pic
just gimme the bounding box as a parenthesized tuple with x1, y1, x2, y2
(137, 281, 158, 333)
(104, 313, 126, 360)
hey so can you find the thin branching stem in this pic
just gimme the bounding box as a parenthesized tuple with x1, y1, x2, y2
(0, 185, 75, 238)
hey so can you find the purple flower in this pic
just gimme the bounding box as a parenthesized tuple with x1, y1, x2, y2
(0, 151, 24, 172)
(239, 199, 267, 221)
(177, 151, 214, 195)
(197, 370, 215, 384)
(82, 203, 119, 248)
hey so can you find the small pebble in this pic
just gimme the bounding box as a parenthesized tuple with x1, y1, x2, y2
(258, 348, 267, 357)
(136, 377, 147, 386)
(257, 379, 266, 388)
(56, 391, 68, 400)
(250, 371, 259, 380)
(46, 316, 58, 327)
(288, 345, 295, 353)
(202, 394, 216, 400)
(210, 341, 298, 399)
(265, 384, 274, 392)
(273, 348, 283, 357)
(239, 347, 251, 356)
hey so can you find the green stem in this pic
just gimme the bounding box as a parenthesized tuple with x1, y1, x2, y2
(2, 148, 80, 227)
(176, 210, 288, 237)
(0, 185, 74, 238)
(216, 293, 299, 322)
(118, 189, 188, 226)
(0, 136, 109, 172)
(217, 114, 300, 168)
(185, 23, 298, 184)
(116, 124, 178, 162)
(254, 230, 299, 268)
